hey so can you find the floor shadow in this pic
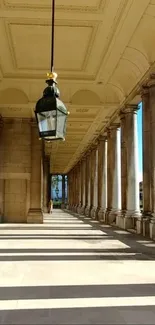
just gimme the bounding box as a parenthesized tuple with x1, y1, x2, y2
(1, 306, 155, 324)
(1, 283, 155, 300)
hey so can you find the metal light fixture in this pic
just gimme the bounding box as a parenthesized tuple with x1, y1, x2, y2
(35, 0, 69, 141)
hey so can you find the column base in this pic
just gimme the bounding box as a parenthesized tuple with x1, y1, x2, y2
(149, 218, 155, 239)
(125, 210, 141, 218)
(126, 210, 142, 232)
(116, 215, 133, 230)
(0, 214, 3, 223)
(74, 205, 78, 212)
(43, 207, 48, 213)
(70, 205, 74, 212)
(116, 211, 133, 230)
(80, 205, 85, 215)
(61, 203, 66, 209)
(90, 206, 97, 219)
(105, 209, 111, 224)
(107, 209, 121, 225)
(98, 208, 106, 223)
(76, 204, 81, 214)
(142, 217, 150, 237)
(27, 209, 43, 224)
(84, 205, 90, 217)
(116, 214, 125, 229)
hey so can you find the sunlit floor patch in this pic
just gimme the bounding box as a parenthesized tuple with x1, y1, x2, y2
(1, 296, 155, 310)
(0, 252, 139, 256)
(114, 230, 131, 235)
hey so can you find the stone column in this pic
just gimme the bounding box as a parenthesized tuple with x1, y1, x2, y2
(76, 163, 81, 212)
(72, 169, 75, 211)
(27, 122, 43, 223)
(47, 164, 51, 209)
(0, 118, 4, 222)
(140, 87, 151, 236)
(61, 174, 65, 209)
(116, 113, 127, 228)
(124, 105, 141, 229)
(80, 158, 86, 214)
(106, 125, 121, 224)
(68, 172, 71, 209)
(85, 151, 91, 216)
(77, 163, 81, 213)
(148, 75, 155, 237)
(74, 166, 78, 212)
(43, 156, 50, 213)
(94, 148, 98, 219)
(90, 147, 97, 218)
(70, 170, 73, 211)
(141, 87, 151, 216)
(84, 154, 89, 214)
(97, 136, 107, 222)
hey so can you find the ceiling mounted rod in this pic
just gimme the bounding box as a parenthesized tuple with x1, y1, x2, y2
(51, 0, 55, 72)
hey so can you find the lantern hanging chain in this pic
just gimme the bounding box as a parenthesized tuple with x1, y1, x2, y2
(51, 0, 55, 72)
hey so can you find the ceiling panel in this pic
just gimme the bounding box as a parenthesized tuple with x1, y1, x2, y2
(8, 22, 93, 71)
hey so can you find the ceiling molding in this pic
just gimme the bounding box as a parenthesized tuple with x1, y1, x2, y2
(3, 0, 105, 13)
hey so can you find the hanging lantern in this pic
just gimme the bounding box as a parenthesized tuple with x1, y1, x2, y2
(35, 0, 69, 141)
(35, 73, 68, 141)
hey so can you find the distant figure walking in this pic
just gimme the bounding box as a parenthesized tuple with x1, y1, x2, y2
(48, 199, 53, 214)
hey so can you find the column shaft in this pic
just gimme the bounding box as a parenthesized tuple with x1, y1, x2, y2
(90, 147, 97, 218)
(80, 159, 86, 214)
(43, 156, 50, 213)
(126, 106, 140, 214)
(85, 152, 91, 216)
(27, 122, 43, 223)
(120, 113, 127, 214)
(97, 137, 107, 221)
(141, 87, 151, 215)
(61, 174, 65, 209)
(107, 126, 121, 224)
(0, 119, 4, 222)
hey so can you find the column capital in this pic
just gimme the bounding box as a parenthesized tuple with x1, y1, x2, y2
(91, 145, 97, 152)
(107, 123, 120, 135)
(123, 104, 139, 114)
(98, 135, 107, 143)
(147, 73, 155, 88)
(85, 149, 91, 157)
(141, 85, 149, 97)
(81, 155, 86, 162)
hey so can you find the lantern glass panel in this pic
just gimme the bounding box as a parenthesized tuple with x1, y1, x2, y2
(56, 109, 67, 139)
(37, 110, 56, 134)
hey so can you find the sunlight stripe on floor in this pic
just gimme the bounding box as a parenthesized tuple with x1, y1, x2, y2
(0, 252, 139, 256)
(0, 296, 155, 310)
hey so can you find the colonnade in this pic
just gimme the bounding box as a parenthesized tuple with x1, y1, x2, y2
(67, 76, 155, 238)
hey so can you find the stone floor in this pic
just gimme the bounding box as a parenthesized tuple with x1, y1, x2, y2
(0, 210, 155, 324)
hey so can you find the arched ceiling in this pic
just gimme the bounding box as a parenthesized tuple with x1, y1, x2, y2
(0, 0, 155, 173)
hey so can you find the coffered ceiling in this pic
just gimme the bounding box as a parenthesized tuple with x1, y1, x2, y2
(0, 0, 155, 173)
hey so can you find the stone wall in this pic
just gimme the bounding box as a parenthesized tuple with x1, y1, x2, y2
(0, 118, 31, 222)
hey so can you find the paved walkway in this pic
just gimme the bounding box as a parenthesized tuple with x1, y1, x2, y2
(0, 210, 155, 324)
